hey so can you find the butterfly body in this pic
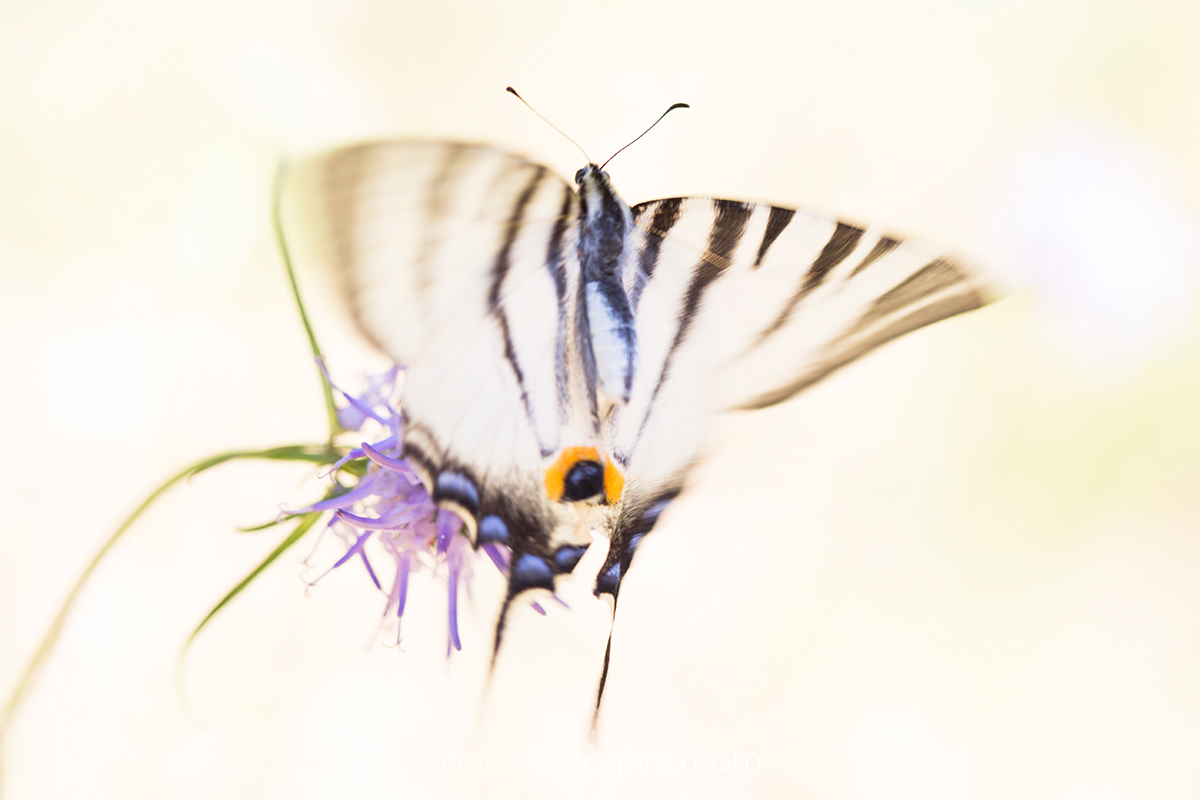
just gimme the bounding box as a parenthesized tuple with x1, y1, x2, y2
(299, 138, 988, 665)
(574, 164, 639, 405)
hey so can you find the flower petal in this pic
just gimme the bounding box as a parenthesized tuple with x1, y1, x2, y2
(362, 441, 413, 474)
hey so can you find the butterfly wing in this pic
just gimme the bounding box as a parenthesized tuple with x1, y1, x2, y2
(595, 198, 989, 593)
(296, 143, 990, 668)
(300, 142, 598, 606)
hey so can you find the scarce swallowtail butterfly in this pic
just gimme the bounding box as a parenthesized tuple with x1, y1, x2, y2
(288, 103, 991, 709)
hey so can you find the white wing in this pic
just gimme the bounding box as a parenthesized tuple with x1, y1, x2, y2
(594, 198, 988, 595)
(297, 142, 599, 600)
(292, 142, 991, 659)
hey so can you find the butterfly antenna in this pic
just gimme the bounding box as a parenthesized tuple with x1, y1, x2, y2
(506, 86, 590, 163)
(600, 102, 690, 171)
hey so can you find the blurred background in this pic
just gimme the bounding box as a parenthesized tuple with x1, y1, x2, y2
(2, 0, 1199, 797)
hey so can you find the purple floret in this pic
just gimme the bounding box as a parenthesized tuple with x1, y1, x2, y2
(284, 364, 508, 652)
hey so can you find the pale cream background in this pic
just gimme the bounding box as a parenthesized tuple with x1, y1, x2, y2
(2, 0, 1199, 798)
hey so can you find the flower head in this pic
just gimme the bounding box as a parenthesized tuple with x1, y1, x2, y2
(286, 362, 507, 651)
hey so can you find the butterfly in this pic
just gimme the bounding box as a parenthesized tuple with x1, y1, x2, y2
(292, 128, 990, 707)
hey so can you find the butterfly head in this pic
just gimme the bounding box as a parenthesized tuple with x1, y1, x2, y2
(573, 163, 628, 233)
(573, 164, 595, 185)
(571, 163, 614, 200)
(573, 163, 613, 193)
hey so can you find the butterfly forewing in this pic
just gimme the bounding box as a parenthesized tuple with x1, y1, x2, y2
(307, 141, 597, 563)
(591, 197, 987, 591)
(624, 198, 987, 414)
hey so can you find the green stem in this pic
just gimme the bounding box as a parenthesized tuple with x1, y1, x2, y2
(173, 510, 325, 727)
(272, 161, 340, 444)
(0, 444, 340, 743)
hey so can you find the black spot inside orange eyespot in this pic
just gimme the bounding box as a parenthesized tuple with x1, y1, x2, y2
(544, 446, 625, 503)
(562, 460, 605, 501)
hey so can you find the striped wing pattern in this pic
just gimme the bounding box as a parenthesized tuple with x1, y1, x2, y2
(316, 142, 596, 577)
(598, 198, 986, 588)
(299, 140, 988, 668)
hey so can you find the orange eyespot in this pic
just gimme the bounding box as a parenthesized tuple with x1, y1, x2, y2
(544, 446, 600, 500)
(602, 460, 624, 505)
(543, 446, 625, 504)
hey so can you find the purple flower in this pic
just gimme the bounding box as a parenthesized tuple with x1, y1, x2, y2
(286, 363, 507, 651)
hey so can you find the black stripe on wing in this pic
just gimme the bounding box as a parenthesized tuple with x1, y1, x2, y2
(738, 257, 985, 409)
(753, 206, 796, 268)
(753, 221, 865, 344)
(856, 256, 967, 326)
(848, 235, 901, 278)
(630, 197, 682, 308)
(488, 166, 550, 455)
(637, 199, 754, 443)
(546, 184, 575, 420)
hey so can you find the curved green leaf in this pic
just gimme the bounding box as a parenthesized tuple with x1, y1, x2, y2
(182, 510, 323, 653)
(0, 443, 339, 743)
